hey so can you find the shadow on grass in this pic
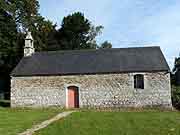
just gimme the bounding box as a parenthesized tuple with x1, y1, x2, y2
(0, 100, 10, 107)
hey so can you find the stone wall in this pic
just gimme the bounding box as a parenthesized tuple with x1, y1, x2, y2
(11, 72, 172, 108)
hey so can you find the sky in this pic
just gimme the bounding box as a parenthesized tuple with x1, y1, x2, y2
(38, 0, 180, 69)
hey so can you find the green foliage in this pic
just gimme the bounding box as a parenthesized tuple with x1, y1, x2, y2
(35, 111, 180, 135)
(98, 41, 112, 49)
(1, 0, 57, 51)
(30, 16, 57, 51)
(172, 54, 180, 85)
(171, 55, 180, 109)
(0, 0, 40, 30)
(172, 85, 180, 109)
(170, 73, 176, 85)
(0, 5, 18, 74)
(13, 0, 40, 31)
(0, 100, 10, 107)
(173, 56, 180, 72)
(55, 12, 103, 50)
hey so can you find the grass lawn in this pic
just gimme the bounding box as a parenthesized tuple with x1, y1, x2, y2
(0, 107, 61, 135)
(35, 111, 180, 135)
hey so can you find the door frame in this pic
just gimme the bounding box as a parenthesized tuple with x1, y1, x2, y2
(65, 84, 81, 108)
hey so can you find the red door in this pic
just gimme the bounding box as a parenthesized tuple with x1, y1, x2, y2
(68, 86, 79, 108)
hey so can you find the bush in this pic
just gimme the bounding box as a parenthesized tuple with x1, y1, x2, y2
(172, 85, 180, 109)
(0, 100, 10, 107)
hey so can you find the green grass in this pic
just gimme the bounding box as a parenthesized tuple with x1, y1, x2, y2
(0, 107, 61, 135)
(35, 111, 180, 135)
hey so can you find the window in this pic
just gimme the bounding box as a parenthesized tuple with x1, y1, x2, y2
(134, 74, 144, 89)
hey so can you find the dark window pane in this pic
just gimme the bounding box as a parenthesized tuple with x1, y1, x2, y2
(134, 74, 144, 89)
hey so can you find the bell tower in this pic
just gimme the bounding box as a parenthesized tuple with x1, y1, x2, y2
(24, 32, 35, 57)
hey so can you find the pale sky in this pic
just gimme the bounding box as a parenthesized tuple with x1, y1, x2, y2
(39, 0, 180, 69)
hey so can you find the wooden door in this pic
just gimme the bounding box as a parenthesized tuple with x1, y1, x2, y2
(68, 86, 79, 108)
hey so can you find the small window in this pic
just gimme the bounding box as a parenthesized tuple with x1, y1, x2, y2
(134, 74, 144, 89)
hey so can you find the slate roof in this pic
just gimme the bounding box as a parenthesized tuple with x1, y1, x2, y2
(11, 46, 170, 76)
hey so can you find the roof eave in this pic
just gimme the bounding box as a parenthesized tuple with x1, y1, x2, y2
(11, 69, 170, 77)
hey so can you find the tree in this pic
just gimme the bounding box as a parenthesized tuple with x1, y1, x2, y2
(172, 85, 180, 109)
(12, 0, 40, 31)
(98, 41, 112, 49)
(173, 55, 180, 85)
(172, 54, 180, 109)
(1, 0, 57, 51)
(173, 56, 180, 72)
(13, 0, 57, 51)
(30, 16, 57, 51)
(55, 12, 103, 50)
(0, 0, 40, 30)
(0, 5, 18, 74)
(0, 3, 18, 99)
